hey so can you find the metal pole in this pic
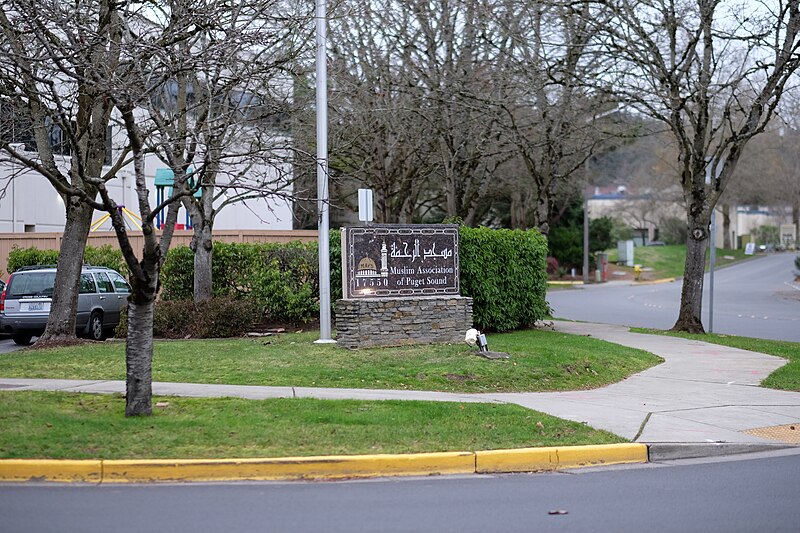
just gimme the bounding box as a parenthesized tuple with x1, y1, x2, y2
(583, 195, 589, 283)
(709, 209, 716, 333)
(315, 0, 334, 343)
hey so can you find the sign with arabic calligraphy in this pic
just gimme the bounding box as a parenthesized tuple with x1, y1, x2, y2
(342, 225, 460, 299)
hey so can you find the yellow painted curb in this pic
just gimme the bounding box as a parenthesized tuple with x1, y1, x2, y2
(475, 443, 648, 473)
(101, 452, 476, 483)
(0, 444, 649, 483)
(0, 459, 102, 482)
(633, 278, 675, 285)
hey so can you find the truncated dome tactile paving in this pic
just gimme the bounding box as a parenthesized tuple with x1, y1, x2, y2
(742, 424, 800, 444)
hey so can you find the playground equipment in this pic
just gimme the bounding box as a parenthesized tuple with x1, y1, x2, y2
(154, 168, 199, 230)
(90, 205, 143, 232)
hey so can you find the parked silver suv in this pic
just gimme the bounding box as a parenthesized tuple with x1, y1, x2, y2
(0, 265, 130, 345)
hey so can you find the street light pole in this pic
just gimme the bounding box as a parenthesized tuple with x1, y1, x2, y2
(315, 0, 334, 343)
(704, 157, 721, 334)
(581, 105, 625, 283)
(583, 194, 589, 283)
(709, 208, 716, 333)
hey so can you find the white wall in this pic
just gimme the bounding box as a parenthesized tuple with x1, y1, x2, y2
(0, 159, 68, 233)
(0, 149, 294, 234)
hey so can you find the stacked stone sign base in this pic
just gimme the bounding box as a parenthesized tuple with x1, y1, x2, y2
(335, 296, 473, 348)
(336, 224, 473, 348)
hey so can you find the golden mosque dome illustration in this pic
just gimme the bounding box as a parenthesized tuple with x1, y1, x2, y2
(357, 257, 377, 274)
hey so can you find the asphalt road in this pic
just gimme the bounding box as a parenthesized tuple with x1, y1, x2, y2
(2, 450, 799, 533)
(0, 338, 20, 354)
(548, 252, 800, 342)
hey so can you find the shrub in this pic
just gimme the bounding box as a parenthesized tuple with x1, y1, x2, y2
(753, 225, 780, 246)
(659, 216, 687, 245)
(7, 245, 126, 275)
(459, 226, 549, 332)
(160, 246, 195, 300)
(548, 217, 615, 269)
(250, 243, 319, 323)
(546, 256, 560, 276)
(547, 225, 583, 268)
(159, 227, 549, 332)
(6, 247, 59, 273)
(161, 240, 321, 324)
(329, 229, 343, 302)
(115, 297, 260, 339)
(610, 217, 633, 242)
(589, 216, 614, 252)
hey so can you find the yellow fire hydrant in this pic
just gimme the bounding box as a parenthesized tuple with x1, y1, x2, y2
(634, 264, 642, 281)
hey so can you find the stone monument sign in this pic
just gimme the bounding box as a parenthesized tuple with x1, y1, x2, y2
(336, 224, 473, 348)
(342, 224, 459, 298)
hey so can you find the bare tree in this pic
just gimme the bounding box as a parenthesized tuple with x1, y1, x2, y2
(84, 0, 211, 415)
(1, 0, 308, 415)
(0, 0, 126, 343)
(96, 0, 317, 414)
(161, 2, 312, 301)
(602, 132, 686, 240)
(594, 0, 800, 332)
(325, 0, 509, 225)
(410, 0, 509, 225)
(493, 0, 619, 234)
(774, 97, 800, 243)
(326, 0, 434, 223)
(732, 127, 800, 241)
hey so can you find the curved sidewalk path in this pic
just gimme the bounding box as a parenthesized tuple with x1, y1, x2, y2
(2, 322, 799, 445)
(490, 322, 800, 444)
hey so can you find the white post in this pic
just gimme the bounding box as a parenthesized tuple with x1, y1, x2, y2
(315, 0, 334, 343)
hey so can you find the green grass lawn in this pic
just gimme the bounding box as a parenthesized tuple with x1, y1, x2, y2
(0, 329, 662, 393)
(605, 244, 753, 279)
(0, 392, 624, 459)
(632, 328, 800, 391)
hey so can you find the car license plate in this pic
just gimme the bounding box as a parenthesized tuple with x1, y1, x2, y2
(22, 302, 50, 312)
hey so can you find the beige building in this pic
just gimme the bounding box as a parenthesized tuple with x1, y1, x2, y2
(587, 188, 796, 249)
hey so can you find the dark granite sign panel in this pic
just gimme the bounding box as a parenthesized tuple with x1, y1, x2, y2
(342, 224, 460, 298)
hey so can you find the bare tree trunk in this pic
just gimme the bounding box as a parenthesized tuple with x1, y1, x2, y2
(535, 194, 550, 235)
(721, 203, 732, 249)
(191, 221, 214, 301)
(793, 200, 799, 245)
(672, 215, 710, 333)
(38, 198, 93, 342)
(510, 189, 526, 229)
(125, 297, 154, 417)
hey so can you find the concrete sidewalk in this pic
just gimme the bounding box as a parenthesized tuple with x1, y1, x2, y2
(2, 321, 799, 448)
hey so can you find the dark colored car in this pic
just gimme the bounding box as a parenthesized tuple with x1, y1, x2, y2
(0, 265, 130, 345)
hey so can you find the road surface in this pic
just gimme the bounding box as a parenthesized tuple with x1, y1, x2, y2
(548, 252, 800, 342)
(2, 450, 799, 533)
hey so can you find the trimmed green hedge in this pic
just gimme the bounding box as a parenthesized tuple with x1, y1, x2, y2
(459, 226, 549, 332)
(10, 227, 549, 332)
(161, 227, 547, 331)
(7, 245, 128, 277)
(161, 241, 320, 324)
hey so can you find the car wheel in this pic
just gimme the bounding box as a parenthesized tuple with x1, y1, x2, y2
(12, 335, 32, 346)
(88, 312, 104, 341)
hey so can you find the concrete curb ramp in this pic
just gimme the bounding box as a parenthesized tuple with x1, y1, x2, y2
(0, 443, 647, 483)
